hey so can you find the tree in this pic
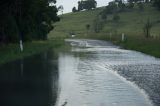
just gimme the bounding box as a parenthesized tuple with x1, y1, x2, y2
(138, 2, 144, 11)
(72, 7, 77, 12)
(101, 13, 107, 21)
(113, 14, 120, 22)
(127, 0, 144, 3)
(86, 24, 90, 34)
(78, 0, 97, 11)
(105, 1, 118, 14)
(143, 19, 152, 38)
(93, 16, 104, 33)
(78, 1, 83, 11)
(100, 11, 107, 22)
(128, 2, 134, 8)
(153, 0, 160, 10)
(0, 0, 60, 43)
(58, 5, 64, 15)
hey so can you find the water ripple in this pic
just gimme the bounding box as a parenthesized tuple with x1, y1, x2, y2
(56, 39, 160, 106)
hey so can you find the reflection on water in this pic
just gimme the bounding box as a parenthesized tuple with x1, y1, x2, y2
(0, 51, 59, 106)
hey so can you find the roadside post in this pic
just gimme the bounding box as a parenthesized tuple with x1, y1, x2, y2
(122, 33, 125, 42)
(20, 39, 23, 52)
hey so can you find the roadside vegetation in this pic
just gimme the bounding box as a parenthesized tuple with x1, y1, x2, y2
(0, 0, 60, 43)
(50, 0, 160, 57)
(0, 0, 62, 65)
(0, 40, 63, 65)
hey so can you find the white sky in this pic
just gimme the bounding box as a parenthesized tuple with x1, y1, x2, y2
(56, 0, 112, 14)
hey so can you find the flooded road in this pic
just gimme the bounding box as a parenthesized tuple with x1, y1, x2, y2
(0, 51, 59, 106)
(56, 39, 160, 106)
(0, 39, 160, 106)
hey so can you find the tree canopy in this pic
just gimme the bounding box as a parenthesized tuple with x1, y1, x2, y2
(153, 0, 160, 9)
(127, 0, 144, 3)
(78, 0, 97, 11)
(0, 0, 59, 43)
(72, 7, 78, 12)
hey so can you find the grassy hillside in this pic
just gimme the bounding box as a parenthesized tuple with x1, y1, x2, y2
(102, 4, 160, 37)
(49, 3, 160, 57)
(48, 8, 103, 39)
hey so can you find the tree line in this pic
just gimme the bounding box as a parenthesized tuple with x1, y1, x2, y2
(0, 0, 59, 44)
(72, 0, 97, 12)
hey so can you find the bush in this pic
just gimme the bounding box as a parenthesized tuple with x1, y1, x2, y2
(138, 2, 144, 11)
(128, 2, 134, 9)
(143, 19, 152, 38)
(113, 14, 120, 22)
(72, 7, 77, 12)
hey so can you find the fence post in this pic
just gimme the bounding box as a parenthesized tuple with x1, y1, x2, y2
(20, 40, 23, 52)
(122, 33, 125, 42)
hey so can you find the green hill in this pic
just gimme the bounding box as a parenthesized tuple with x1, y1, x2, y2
(49, 3, 160, 57)
(49, 4, 160, 38)
(48, 8, 102, 39)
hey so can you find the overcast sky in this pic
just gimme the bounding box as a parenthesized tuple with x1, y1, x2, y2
(56, 0, 112, 14)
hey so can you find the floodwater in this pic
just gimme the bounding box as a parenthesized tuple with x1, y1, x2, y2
(0, 39, 160, 106)
(0, 51, 59, 106)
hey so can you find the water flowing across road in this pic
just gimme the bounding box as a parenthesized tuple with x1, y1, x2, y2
(56, 39, 160, 106)
(0, 39, 160, 106)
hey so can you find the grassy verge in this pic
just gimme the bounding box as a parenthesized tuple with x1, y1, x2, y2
(118, 36, 160, 58)
(0, 39, 64, 65)
(83, 33, 160, 58)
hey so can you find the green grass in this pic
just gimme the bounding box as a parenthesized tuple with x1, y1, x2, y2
(101, 4, 160, 37)
(48, 8, 103, 39)
(114, 35, 160, 58)
(0, 39, 64, 65)
(48, 3, 160, 58)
